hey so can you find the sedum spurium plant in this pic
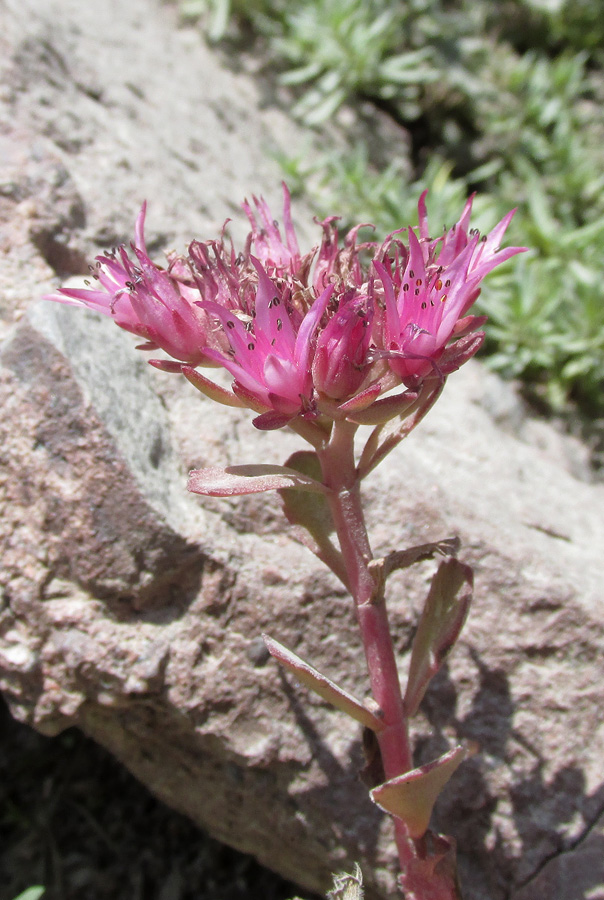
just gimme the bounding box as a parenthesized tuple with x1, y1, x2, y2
(46, 185, 523, 898)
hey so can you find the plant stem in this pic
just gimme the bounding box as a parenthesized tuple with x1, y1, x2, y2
(318, 419, 415, 872)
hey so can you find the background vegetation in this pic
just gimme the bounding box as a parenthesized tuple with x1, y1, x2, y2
(180, 0, 604, 425)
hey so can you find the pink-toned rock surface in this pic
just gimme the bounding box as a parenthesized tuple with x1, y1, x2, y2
(1, 1, 604, 898)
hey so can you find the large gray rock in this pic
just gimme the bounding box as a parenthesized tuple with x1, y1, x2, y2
(1, 1, 604, 899)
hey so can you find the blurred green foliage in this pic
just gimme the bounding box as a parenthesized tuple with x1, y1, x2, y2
(178, 0, 604, 416)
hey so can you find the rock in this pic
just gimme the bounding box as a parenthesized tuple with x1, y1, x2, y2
(512, 811, 604, 900)
(1, 1, 604, 899)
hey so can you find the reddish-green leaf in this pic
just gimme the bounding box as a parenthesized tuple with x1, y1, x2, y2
(263, 635, 384, 732)
(370, 745, 470, 838)
(404, 559, 473, 717)
(181, 365, 245, 407)
(358, 381, 444, 478)
(188, 464, 330, 497)
(278, 451, 347, 586)
(336, 383, 382, 414)
(345, 388, 419, 426)
(379, 538, 461, 580)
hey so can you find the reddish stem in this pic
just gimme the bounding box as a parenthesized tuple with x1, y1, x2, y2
(318, 419, 416, 874)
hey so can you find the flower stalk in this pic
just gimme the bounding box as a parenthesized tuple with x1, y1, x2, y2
(318, 418, 420, 879)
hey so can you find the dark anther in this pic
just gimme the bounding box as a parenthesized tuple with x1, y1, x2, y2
(445, 279, 451, 287)
(421, 301, 427, 309)
(248, 342, 255, 350)
(403, 283, 409, 292)
(409, 270, 415, 278)
(277, 318, 283, 331)
(227, 320, 235, 329)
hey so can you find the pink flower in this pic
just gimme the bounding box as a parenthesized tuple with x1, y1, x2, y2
(373, 192, 522, 386)
(242, 183, 302, 276)
(200, 258, 336, 428)
(311, 290, 374, 401)
(45, 204, 215, 366)
(45, 184, 524, 429)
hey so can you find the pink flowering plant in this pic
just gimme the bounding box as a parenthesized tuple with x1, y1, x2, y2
(47, 184, 523, 899)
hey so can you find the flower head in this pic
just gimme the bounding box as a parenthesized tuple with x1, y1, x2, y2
(45, 185, 524, 429)
(373, 192, 520, 387)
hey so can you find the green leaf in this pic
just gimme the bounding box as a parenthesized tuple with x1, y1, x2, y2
(404, 559, 473, 718)
(13, 889, 46, 900)
(263, 635, 384, 732)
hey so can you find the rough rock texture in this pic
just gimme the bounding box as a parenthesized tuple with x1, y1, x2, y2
(1, 1, 604, 899)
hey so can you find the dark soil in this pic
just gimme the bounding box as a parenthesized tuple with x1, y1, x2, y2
(0, 697, 313, 900)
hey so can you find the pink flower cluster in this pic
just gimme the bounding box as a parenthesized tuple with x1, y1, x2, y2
(47, 185, 523, 430)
